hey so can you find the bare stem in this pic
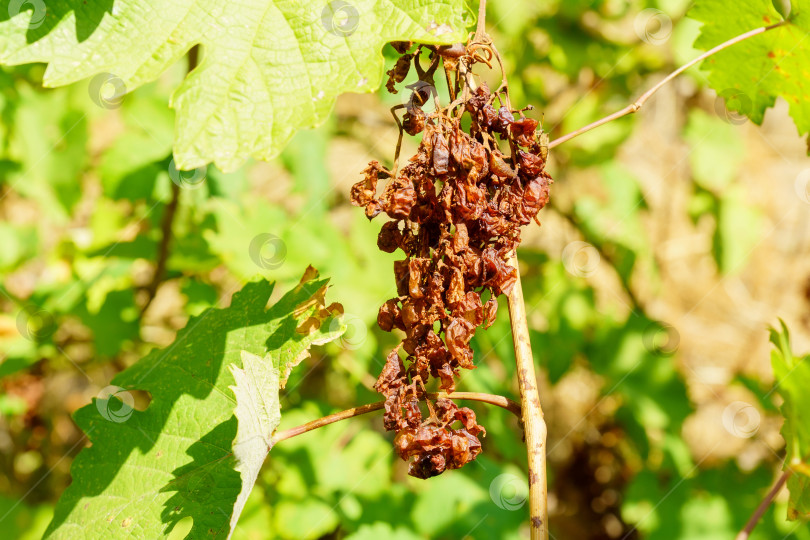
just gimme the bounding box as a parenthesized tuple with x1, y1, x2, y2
(474, 0, 487, 42)
(141, 179, 180, 314)
(507, 253, 549, 540)
(548, 20, 788, 150)
(470, 1, 548, 535)
(141, 47, 200, 314)
(271, 391, 521, 444)
(736, 469, 792, 540)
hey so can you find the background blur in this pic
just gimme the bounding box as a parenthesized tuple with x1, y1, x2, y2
(2, 0, 810, 538)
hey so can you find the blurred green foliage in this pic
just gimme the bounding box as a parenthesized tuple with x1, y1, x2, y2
(0, 0, 807, 538)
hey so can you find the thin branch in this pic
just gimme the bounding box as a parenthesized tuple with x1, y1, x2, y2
(141, 179, 180, 314)
(273, 401, 384, 444)
(271, 391, 521, 444)
(469, 2, 548, 536)
(736, 469, 792, 540)
(473, 0, 487, 43)
(141, 47, 200, 314)
(507, 253, 549, 540)
(548, 20, 788, 150)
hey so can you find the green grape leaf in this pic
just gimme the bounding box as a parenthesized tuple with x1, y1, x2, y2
(769, 321, 810, 520)
(229, 351, 281, 535)
(690, 0, 810, 141)
(45, 267, 345, 538)
(229, 345, 337, 536)
(0, 1, 465, 172)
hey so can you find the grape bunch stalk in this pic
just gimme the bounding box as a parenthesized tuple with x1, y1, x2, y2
(350, 34, 553, 479)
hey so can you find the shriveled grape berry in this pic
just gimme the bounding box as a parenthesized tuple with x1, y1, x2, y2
(351, 41, 552, 479)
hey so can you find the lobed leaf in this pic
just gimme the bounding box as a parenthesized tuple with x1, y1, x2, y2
(228, 351, 280, 538)
(45, 267, 345, 538)
(0, 0, 466, 171)
(690, 0, 810, 144)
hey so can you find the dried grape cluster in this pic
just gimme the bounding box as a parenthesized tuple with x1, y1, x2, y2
(351, 40, 553, 479)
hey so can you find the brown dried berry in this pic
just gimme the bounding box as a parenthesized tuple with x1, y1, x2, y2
(386, 55, 412, 94)
(351, 41, 552, 479)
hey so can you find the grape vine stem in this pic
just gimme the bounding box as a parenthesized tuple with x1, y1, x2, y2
(548, 19, 788, 150)
(507, 253, 549, 540)
(736, 469, 792, 539)
(141, 46, 200, 314)
(473, 0, 549, 536)
(271, 391, 521, 444)
(141, 181, 180, 314)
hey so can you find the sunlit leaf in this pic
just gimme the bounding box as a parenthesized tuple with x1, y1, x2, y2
(0, 0, 465, 171)
(45, 268, 344, 538)
(691, 0, 810, 141)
